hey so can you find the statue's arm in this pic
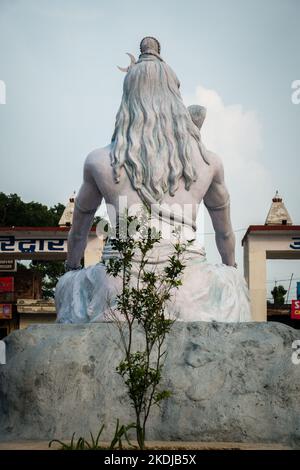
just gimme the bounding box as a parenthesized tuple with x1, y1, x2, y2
(203, 154, 236, 267)
(66, 159, 103, 269)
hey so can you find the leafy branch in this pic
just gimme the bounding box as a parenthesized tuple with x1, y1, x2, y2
(105, 210, 189, 449)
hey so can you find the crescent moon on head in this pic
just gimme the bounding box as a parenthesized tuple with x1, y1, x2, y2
(117, 52, 137, 73)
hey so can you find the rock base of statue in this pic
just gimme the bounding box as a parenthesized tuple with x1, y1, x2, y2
(0, 322, 299, 448)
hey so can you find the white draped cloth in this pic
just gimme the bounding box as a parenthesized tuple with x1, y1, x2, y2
(55, 225, 251, 323)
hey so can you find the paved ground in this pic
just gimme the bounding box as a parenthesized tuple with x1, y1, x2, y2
(0, 440, 292, 450)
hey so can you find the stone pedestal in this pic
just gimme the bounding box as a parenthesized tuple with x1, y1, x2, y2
(0, 322, 299, 447)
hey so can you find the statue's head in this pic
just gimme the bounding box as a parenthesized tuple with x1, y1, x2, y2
(188, 105, 207, 131)
(139, 36, 161, 58)
(111, 37, 206, 201)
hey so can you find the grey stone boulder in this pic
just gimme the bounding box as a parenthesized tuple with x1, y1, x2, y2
(0, 321, 299, 448)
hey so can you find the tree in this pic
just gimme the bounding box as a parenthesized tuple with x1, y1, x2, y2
(271, 285, 287, 306)
(30, 260, 65, 299)
(0, 192, 100, 228)
(0, 192, 65, 227)
(105, 211, 189, 449)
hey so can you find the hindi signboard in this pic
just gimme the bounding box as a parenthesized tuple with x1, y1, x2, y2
(0, 236, 67, 254)
(291, 300, 300, 320)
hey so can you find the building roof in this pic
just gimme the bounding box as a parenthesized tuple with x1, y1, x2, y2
(242, 225, 300, 246)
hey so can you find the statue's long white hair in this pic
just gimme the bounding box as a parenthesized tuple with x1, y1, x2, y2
(110, 57, 205, 202)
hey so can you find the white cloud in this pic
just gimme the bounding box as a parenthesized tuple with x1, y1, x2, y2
(184, 85, 273, 265)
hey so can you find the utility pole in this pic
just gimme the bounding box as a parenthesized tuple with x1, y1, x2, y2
(286, 273, 294, 304)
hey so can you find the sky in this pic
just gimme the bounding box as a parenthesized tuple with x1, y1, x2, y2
(0, 0, 299, 294)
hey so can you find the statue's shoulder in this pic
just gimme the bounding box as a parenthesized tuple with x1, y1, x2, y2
(84, 145, 111, 176)
(200, 143, 224, 179)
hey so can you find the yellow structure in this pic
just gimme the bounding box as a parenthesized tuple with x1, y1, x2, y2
(0, 225, 104, 332)
(242, 193, 300, 321)
(17, 299, 56, 329)
(0, 226, 103, 267)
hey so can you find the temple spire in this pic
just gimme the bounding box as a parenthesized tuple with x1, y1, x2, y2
(58, 192, 75, 227)
(265, 191, 293, 225)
